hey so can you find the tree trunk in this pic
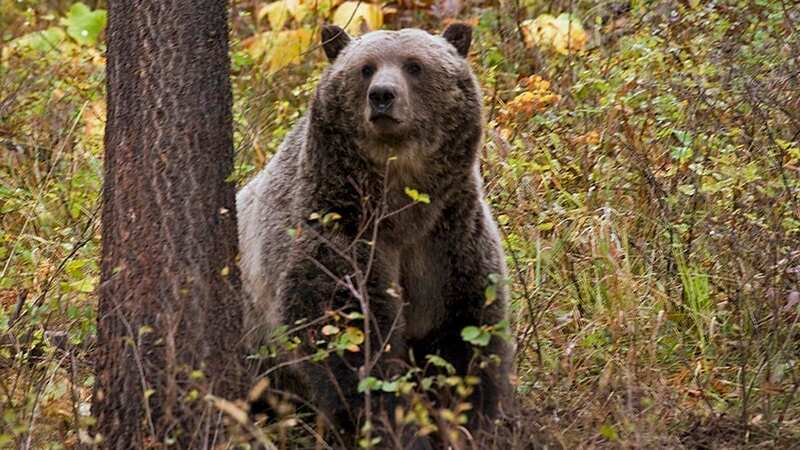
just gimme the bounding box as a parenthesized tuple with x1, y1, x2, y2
(92, 1, 243, 448)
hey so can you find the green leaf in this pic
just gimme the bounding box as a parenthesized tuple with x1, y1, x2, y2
(475, 332, 492, 346)
(68, 277, 95, 293)
(8, 27, 66, 54)
(312, 349, 328, 362)
(343, 311, 364, 320)
(461, 326, 481, 341)
(672, 129, 693, 146)
(65, 258, 89, 277)
(381, 380, 398, 392)
(678, 184, 696, 196)
(425, 354, 455, 374)
(421, 377, 434, 390)
(61, 2, 107, 46)
(492, 319, 510, 333)
(599, 423, 618, 441)
(670, 146, 693, 162)
(461, 326, 491, 346)
(357, 376, 382, 393)
(484, 285, 497, 305)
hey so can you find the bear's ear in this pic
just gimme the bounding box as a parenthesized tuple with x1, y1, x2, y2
(321, 24, 351, 62)
(442, 23, 472, 58)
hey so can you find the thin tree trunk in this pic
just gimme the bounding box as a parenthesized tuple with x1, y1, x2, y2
(92, 1, 243, 448)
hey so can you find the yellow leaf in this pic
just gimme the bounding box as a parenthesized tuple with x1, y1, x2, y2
(522, 13, 587, 55)
(503, 88, 561, 118)
(273, 29, 313, 72)
(345, 326, 365, 345)
(259, 1, 290, 30)
(241, 33, 268, 60)
(244, 29, 314, 73)
(285, 0, 308, 22)
(522, 14, 557, 48)
(404, 186, 431, 204)
(576, 129, 600, 145)
(332, 1, 383, 35)
(512, 91, 536, 104)
(308, 0, 341, 15)
(523, 75, 550, 91)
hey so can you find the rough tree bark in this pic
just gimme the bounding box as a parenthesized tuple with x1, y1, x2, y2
(92, 1, 243, 448)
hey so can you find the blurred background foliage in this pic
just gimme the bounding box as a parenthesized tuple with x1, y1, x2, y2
(1, 0, 799, 448)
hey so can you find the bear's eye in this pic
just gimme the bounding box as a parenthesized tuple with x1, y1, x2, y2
(361, 64, 375, 78)
(404, 62, 422, 76)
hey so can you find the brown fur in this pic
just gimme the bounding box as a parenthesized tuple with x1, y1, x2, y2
(237, 24, 513, 447)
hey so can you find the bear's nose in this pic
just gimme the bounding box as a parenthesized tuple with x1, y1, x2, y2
(368, 85, 396, 113)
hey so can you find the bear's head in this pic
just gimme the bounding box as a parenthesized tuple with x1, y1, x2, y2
(312, 24, 482, 166)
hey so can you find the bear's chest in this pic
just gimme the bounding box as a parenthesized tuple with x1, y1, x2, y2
(399, 241, 448, 340)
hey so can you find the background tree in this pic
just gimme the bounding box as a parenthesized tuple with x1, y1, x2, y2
(91, 1, 243, 447)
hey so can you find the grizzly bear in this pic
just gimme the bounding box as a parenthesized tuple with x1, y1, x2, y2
(237, 23, 512, 447)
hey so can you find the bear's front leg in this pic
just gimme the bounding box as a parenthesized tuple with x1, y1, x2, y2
(420, 214, 512, 433)
(423, 302, 511, 427)
(280, 235, 407, 444)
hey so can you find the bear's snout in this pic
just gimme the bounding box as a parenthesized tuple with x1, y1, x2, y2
(364, 65, 408, 127)
(368, 85, 396, 114)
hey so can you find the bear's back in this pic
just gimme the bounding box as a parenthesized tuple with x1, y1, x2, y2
(237, 116, 309, 338)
